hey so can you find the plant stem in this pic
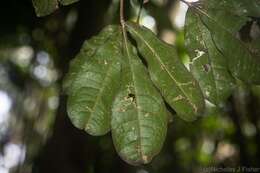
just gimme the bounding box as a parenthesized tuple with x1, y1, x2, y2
(120, 0, 128, 49)
(120, 0, 125, 26)
(137, 0, 144, 24)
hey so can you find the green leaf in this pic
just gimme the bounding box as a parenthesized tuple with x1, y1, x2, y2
(246, 38, 260, 58)
(198, 10, 260, 84)
(111, 41, 168, 165)
(32, 0, 58, 17)
(195, 0, 249, 33)
(202, 0, 260, 18)
(185, 0, 260, 83)
(63, 25, 121, 136)
(240, 0, 260, 17)
(126, 22, 205, 121)
(185, 10, 235, 104)
(60, 0, 79, 5)
(32, 0, 79, 17)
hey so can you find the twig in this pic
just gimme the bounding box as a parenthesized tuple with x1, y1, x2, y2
(137, 0, 144, 24)
(120, 0, 128, 50)
(120, 0, 127, 39)
(120, 0, 125, 26)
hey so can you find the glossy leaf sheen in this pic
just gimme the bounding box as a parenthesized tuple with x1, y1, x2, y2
(126, 22, 205, 121)
(63, 26, 121, 136)
(185, 10, 235, 104)
(111, 41, 168, 165)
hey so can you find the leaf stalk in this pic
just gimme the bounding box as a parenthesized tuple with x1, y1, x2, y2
(120, 0, 130, 55)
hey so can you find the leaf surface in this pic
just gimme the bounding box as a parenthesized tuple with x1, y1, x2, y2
(111, 40, 168, 165)
(185, 0, 260, 85)
(32, 0, 58, 17)
(240, 0, 260, 17)
(32, 0, 79, 17)
(63, 25, 121, 136)
(126, 22, 205, 121)
(185, 10, 235, 104)
(201, 0, 260, 18)
(60, 0, 79, 5)
(199, 10, 260, 84)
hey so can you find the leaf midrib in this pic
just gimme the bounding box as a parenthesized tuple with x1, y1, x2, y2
(126, 24, 195, 110)
(195, 14, 219, 101)
(70, 32, 116, 131)
(124, 41, 145, 162)
(196, 7, 255, 59)
(85, 62, 117, 130)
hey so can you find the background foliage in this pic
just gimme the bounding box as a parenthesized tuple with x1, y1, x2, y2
(0, 0, 260, 173)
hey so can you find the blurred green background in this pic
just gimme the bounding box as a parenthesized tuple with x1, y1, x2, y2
(0, 0, 260, 173)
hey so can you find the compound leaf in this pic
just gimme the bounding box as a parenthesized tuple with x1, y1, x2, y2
(126, 22, 205, 121)
(63, 25, 121, 136)
(111, 40, 168, 165)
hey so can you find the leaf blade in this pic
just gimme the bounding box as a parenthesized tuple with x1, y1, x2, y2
(32, 0, 58, 17)
(32, 0, 79, 17)
(199, 10, 260, 84)
(64, 25, 122, 136)
(111, 41, 168, 165)
(185, 9, 235, 104)
(126, 22, 205, 121)
(59, 0, 79, 5)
